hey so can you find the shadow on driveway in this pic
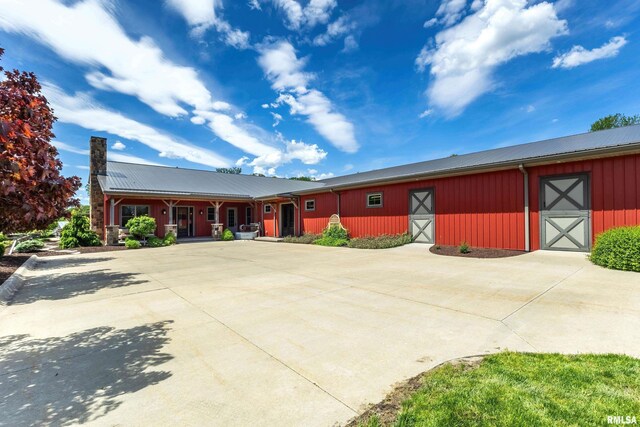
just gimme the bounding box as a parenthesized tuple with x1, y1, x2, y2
(0, 321, 174, 426)
(34, 257, 116, 271)
(12, 269, 148, 305)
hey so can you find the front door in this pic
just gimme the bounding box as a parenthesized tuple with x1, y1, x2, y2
(409, 188, 435, 243)
(174, 207, 193, 238)
(540, 174, 590, 251)
(227, 207, 238, 232)
(281, 203, 295, 237)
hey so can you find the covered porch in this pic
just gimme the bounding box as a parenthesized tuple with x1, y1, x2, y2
(102, 194, 263, 244)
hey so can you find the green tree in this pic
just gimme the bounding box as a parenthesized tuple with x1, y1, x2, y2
(289, 176, 315, 181)
(215, 167, 241, 174)
(590, 113, 640, 132)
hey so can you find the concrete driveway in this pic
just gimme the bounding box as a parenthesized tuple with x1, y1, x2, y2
(1, 242, 639, 426)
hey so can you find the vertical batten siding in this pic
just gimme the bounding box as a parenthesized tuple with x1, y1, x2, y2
(528, 153, 640, 251)
(329, 169, 525, 250)
(300, 193, 338, 235)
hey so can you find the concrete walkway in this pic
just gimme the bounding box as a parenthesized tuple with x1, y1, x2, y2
(0, 242, 639, 426)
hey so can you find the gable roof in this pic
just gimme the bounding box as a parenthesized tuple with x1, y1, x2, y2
(97, 125, 640, 200)
(98, 161, 325, 199)
(315, 125, 640, 189)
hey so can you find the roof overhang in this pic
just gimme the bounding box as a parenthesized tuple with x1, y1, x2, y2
(102, 190, 253, 202)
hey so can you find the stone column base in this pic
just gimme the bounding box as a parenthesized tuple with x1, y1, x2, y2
(105, 225, 120, 246)
(164, 224, 178, 238)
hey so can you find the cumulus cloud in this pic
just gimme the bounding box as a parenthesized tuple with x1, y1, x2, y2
(165, 0, 251, 48)
(342, 35, 359, 53)
(44, 84, 231, 168)
(435, 0, 468, 26)
(258, 40, 358, 152)
(313, 15, 355, 46)
(419, 109, 434, 118)
(272, 0, 336, 30)
(552, 36, 627, 69)
(248, 0, 261, 10)
(52, 141, 165, 166)
(246, 137, 327, 175)
(416, 0, 568, 116)
(271, 112, 283, 127)
(111, 141, 126, 150)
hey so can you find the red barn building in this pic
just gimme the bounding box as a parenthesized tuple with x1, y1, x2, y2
(90, 125, 640, 252)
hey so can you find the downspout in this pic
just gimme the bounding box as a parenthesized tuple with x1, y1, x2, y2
(297, 197, 301, 236)
(518, 164, 530, 252)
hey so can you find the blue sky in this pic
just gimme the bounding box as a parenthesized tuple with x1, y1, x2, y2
(0, 0, 638, 202)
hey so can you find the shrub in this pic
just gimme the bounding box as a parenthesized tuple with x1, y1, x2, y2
(459, 241, 470, 254)
(59, 209, 101, 248)
(126, 215, 157, 240)
(163, 231, 177, 246)
(348, 233, 413, 249)
(15, 239, 44, 253)
(0, 241, 6, 257)
(0, 232, 7, 242)
(125, 239, 142, 249)
(314, 225, 349, 247)
(283, 233, 320, 244)
(590, 226, 640, 272)
(147, 236, 165, 248)
(222, 228, 235, 241)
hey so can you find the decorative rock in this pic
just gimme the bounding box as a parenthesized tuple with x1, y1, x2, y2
(105, 225, 119, 246)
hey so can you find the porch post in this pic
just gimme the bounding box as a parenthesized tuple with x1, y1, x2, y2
(109, 198, 115, 226)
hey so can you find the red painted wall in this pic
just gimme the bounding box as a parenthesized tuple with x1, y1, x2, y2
(300, 193, 338, 235)
(104, 198, 251, 238)
(528, 154, 640, 250)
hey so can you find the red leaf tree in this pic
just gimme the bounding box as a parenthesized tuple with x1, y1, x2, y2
(0, 48, 81, 233)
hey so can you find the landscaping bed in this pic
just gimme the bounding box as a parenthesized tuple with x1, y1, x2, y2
(430, 244, 525, 258)
(0, 254, 31, 285)
(349, 352, 640, 427)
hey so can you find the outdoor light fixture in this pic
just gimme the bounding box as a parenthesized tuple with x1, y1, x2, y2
(162, 209, 167, 215)
(199, 210, 203, 215)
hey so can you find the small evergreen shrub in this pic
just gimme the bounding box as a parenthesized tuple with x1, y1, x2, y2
(59, 209, 101, 248)
(126, 215, 157, 240)
(590, 226, 640, 272)
(222, 228, 235, 241)
(0, 232, 7, 242)
(314, 225, 349, 247)
(147, 236, 165, 248)
(15, 239, 45, 253)
(163, 231, 177, 246)
(348, 233, 413, 249)
(0, 241, 6, 257)
(459, 241, 470, 254)
(283, 233, 321, 244)
(125, 239, 142, 249)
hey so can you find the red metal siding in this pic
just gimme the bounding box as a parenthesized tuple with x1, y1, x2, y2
(334, 169, 525, 250)
(301, 193, 338, 234)
(528, 153, 640, 250)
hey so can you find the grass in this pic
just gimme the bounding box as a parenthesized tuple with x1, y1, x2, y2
(282, 233, 321, 244)
(353, 352, 640, 427)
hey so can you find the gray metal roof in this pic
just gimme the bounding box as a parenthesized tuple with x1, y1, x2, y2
(317, 125, 640, 188)
(99, 161, 325, 199)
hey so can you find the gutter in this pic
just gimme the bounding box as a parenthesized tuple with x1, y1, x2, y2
(518, 164, 530, 252)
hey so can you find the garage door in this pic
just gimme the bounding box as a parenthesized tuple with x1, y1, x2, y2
(540, 174, 590, 251)
(409, 189, 434, 243)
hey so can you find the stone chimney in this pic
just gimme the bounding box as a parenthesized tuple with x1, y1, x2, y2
(89, 136, 107, 238)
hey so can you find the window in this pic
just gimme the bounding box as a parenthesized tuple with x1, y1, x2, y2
(264, 204, 272, 214)
(305, 199, 316, 211)
(120, 205, 149, 227)
(246, 207, 253, 224)
(206, 207, 216, 221)
(227, 208, 236, 228)
(366, 192, 383, 208)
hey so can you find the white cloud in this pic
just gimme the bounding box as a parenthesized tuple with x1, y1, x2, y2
(165, 0, 250, 47)
(436, 0, 468, 27)
(313, 172, 334, 180)
(343, 163, 354, 172)
(234, 112, 247, 120)
(45, 85, 231, 168)
(424, 18, 438, 28)
(261, 103, 270, 108)
(258, 41, 358, 153)
(552, 36, 627, 69)
(111, 141, 126, 150)
(248, 0, 261, 10)
(271, 112, 283, 127)
(419, 108, 434, 118)
(53, 140, 164, 166)
(525, 104, 535, 113)
(272, 0, 336, 30)
(342, 35, 359, 53)
(313, 15, 355, 46)
(416, 0, 568, 116)
(245, 135, 327, 175)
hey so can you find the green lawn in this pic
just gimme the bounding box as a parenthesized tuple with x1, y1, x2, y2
(354, 352, 640, 427)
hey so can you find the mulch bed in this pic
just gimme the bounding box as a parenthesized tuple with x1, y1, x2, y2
(0, 254, 32, 285)
(429, 245, 526, 258)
